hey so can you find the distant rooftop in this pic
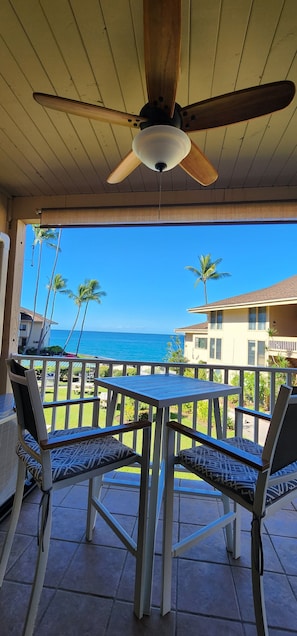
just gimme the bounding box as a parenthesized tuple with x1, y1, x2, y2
(188, 274, 297, 313)
(20, 307, 57, 324)
(175, 321, 208, 334)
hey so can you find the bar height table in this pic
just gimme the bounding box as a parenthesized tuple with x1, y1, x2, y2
(95, 373, 241, 614)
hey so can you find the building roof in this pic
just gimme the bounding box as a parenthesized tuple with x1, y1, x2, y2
(20, 307, 57, 325)
(175, 321, 208, 334)
(188, 274, 297, 314)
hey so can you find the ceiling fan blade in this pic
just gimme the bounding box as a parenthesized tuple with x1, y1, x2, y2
(181, 80, 295, 132)
(179, 141, 218, 186)
(107, 150, 141, 184)
(143, 0, 181, 118)
(33, 93, 147, 128)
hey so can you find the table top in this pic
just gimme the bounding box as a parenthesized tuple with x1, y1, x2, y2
(95, 373, 240, 408)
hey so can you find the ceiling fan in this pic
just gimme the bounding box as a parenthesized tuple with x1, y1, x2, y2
(33, 0, 295, 187)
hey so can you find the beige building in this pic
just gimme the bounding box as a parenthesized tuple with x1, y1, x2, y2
(176, 321, 209, 364)
(176, 275, 297, 367)
(18, 308, 55, 352)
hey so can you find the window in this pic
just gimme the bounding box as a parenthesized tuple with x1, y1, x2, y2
(210, 338, 215, 358)
(249, 307, 266, 330)
(248, 340, 255, 365)
(194, 337, 207, 349)
(249, 308, 256, 330)
(257, 341, 266, 365)
(258, 307, 266, 330)
(19, 324, 26, 331)
(210, 310, 223, 330)
(216, 338, 222, 359)
(217, 310, 223, 329)
(248, 340, 266, 366)
(210, 337, 222, 360)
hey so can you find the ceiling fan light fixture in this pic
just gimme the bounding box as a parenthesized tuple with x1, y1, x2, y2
(132, 125, 191, 172)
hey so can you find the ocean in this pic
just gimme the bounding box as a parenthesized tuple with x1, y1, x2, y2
(49, 330, 183, 363)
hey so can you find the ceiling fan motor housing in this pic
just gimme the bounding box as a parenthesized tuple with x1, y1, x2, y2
(139, 102, 183, 129)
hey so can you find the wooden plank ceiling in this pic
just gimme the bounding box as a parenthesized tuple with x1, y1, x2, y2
(0, 0, 296, 204)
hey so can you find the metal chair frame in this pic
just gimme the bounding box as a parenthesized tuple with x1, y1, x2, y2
(162, 384, 297, 635)
(0, 360, 151, 635)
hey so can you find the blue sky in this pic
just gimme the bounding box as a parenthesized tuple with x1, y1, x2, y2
(21, 223, 297, 334)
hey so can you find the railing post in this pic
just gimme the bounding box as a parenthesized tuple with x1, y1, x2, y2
(14, 354, 297, 455)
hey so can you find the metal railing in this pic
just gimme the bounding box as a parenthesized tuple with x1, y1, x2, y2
(269, 338, 297, 352)
(12, 354, 297, 447)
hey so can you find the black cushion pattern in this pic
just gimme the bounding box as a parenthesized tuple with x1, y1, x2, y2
(178, 436, 297, 507)
(17, 427, 138, 485)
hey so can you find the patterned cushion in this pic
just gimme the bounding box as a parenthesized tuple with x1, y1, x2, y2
(17, 427, 138, 486)
(178, 436, 297, 507)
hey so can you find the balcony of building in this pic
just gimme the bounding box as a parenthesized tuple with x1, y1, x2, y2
(1, 356, 297, 635)
(268, 337, 297, 364)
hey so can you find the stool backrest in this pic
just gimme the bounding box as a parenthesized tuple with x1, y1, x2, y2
(7, 358, 48, 445)
(262, 384, 297, 475)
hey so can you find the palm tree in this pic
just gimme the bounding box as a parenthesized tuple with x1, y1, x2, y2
(75, 280, 106, 355)
(185, 254, 230, 304)
(63, 279, 106, 355)
(25, 226, 58, 352)
(37, 229, 62, 353)
(38, 274, 71, 351)
(48, 274, 71, 324)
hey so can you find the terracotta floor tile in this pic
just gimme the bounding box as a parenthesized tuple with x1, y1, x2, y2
(1, 481, 297, 635)
(36, 589, 113, 636)
(176, 558, 241, 620)
(176, 611, 245, 636)
(107, 601, 176, 636)
(232, 566, 297, 630)
(60, 542, 127, 597)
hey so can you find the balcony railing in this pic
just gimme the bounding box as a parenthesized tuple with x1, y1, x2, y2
(268, 337, 297, 352)
(13, 354, 297, 446)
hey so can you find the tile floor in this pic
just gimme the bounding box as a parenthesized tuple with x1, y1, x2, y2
(0, 475, 297, 636)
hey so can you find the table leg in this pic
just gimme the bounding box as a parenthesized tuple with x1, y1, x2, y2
(105, 390, 118, 427)
(213, 397, 233, 550)
(143, 406, 164, 614)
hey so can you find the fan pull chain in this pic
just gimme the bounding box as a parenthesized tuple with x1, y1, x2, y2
(158, 171, 163, 220)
